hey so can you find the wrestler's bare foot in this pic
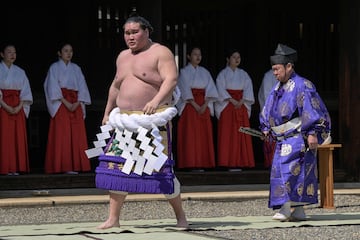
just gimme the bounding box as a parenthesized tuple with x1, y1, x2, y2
(176, 218, 189, 228)
(96, 219, 120, 229)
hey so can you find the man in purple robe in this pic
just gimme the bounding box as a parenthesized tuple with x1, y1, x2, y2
(259, 43, 331, 221)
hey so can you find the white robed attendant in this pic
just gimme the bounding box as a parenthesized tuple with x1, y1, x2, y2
(43, 55, 91, 174)
(214, 66, 254, 119)
(0, 61, 33, 115)
(258, 69, 278, 111)
(258, 69, 278, 168)
(176, 61, 219, 169)
(214, 53, 255, 169)
(44, 59, 91, 118)
(0, 61, 33, 117)
(0, 59, 33, 175)
(176, 64, 218, 116)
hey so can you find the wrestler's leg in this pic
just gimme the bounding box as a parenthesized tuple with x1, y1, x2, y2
(97, 191, 128, 229)
(165, 177, 188, 228)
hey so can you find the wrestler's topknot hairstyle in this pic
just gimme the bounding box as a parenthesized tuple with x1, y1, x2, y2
(124, 12, 154, 34)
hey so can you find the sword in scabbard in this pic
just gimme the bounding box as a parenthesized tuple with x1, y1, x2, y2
(238, 127, 265, 140)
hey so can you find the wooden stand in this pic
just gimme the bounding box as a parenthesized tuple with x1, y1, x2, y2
(317, 144, 342, 209)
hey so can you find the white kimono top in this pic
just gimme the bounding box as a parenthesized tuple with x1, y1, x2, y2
(43, 60, 91, 118)
(258, 69, 278, 111)
(176, 64, 218, 116)
(214, 66, 254, 119)
(0, 61, 33, 117)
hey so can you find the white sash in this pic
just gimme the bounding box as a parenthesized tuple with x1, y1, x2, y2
(271, 117, 301, 135)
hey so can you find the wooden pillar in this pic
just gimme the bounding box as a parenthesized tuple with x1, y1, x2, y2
(339, 1, 360, 180)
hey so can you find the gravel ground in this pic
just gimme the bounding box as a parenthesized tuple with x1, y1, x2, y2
(1, 194, 360, 239)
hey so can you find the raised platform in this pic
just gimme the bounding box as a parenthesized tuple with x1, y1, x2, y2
(0, 169, 350, 191)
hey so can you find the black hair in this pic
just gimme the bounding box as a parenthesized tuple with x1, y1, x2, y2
(0, 41, 16, 53)
(186, 45, 201, 55)
(57, 41, 73, 53)
(225, 48, 240, 59)
(124, 14, 154, 34)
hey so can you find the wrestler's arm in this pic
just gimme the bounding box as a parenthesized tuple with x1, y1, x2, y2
(102, 78, 120, 125)
(142, 46, 177, 114)
(102, 52, 124, 124)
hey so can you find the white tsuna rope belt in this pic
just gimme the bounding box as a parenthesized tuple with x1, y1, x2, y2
(108, 106, 177, 132)
(108, 85, 180, 132)
(85, 87, 180, 175)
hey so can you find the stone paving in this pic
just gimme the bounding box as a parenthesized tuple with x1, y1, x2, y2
(1, 184, 360, 239)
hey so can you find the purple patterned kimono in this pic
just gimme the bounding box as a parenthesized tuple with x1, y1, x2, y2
(259, 72, 331, 209)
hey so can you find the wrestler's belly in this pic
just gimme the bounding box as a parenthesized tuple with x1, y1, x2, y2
(117, 81, 158, 110)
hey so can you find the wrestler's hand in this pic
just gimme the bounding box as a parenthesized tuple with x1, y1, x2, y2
(143, 100, 159, 115)
(102, 115, 109, 125)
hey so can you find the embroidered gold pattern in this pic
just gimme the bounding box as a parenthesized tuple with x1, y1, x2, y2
(297, 183, 304, 196)
(307, 183, 315, 196)
(274, 185, 286, 197)
(290, 161, 301, 176)
(285, 181, 291, 193)
(297, 92, 305, 108)
(311, 97, 321, 109)
(304, 80, 313, 89)
(107, 162, 115, 169)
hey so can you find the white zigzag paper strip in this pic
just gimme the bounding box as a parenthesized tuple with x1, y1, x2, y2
(85, 106, 176, 174)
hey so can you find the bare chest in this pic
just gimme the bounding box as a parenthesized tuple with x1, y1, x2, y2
(117, 54, 160, 83)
